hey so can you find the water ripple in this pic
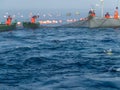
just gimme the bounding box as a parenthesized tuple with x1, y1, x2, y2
(0, 28, 120, 89)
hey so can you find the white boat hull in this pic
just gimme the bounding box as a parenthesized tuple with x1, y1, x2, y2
(89, 18, 120, 28)
(61, 17, 120, 28)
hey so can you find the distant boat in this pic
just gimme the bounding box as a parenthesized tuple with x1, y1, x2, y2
(0, 23, 16, 32)
(23, 22, 40, 29)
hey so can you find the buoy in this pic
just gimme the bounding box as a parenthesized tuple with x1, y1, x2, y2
(104, 49, 112, 55)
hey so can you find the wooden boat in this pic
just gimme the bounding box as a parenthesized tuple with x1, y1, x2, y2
(0, 23, 16, 32)
(23, 22, 40, 29)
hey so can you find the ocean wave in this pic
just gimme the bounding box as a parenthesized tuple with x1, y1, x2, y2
(0, 28, 120, 89)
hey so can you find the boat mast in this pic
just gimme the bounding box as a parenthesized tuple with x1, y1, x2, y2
(100, 0, 104, 17)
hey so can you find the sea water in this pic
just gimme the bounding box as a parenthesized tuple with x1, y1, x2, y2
(0, 27, 120, 90)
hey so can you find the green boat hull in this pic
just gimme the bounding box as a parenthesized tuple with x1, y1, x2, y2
(23, 22, 40, 29)
(0, 23, 16, 32)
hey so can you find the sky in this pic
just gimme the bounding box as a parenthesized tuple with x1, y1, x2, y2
(1, 0, 119, 10)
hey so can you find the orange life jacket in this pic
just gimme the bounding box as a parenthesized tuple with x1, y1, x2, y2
(31, 17, 35, 23)
(114, 10, 119, 19)
(105, 14, 110, 19)
(90, 13, 96, 17)
(6, 18, 12, 25)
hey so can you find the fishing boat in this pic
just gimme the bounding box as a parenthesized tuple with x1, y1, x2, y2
(23, 22, 40, 29)
(60, 0, 120, 28)
(88, 17, 120, 28)
(87, 0, 120, 28)
(60, 16, 120, 28)
(0, 23, 16, 32)
(23, 15, 40, 29)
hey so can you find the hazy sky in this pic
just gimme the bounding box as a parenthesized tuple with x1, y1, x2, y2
(1, 0, 119, 10)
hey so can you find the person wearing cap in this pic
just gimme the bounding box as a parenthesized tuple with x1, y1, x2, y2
(89, 9, 96, 17)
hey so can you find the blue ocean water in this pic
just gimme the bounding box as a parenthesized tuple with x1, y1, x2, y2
(0, 27, 120, 90)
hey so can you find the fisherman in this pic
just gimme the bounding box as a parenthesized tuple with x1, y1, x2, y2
(6, 15, 12, 25)
(89, 9, 96, 17)
(91, 11, 96, 17)
(31, 15, 39, 23)
(114, 7, 119, 19)
(105, 12, 110, 19)
(31, 16, 36, 23)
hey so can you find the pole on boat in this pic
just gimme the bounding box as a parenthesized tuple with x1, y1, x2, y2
(100, 0, 104, 17)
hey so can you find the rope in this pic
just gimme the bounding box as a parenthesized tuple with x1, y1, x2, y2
(79, 20, 88, 26)
(97, 18, 120, 28)
(97, 19, 108, 28)
(90, 18, 108, 28)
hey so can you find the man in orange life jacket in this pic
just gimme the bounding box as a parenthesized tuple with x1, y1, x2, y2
(89, 9, 96, 17)
(31, 15, 39, 23)
(105, 12, 110, 19)
(6, 15, 12, 25)
(31, 16, 36, 23)
(114, 7, 119, 19)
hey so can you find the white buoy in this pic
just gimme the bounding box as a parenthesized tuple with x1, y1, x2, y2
(104, 49, 112, 55)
